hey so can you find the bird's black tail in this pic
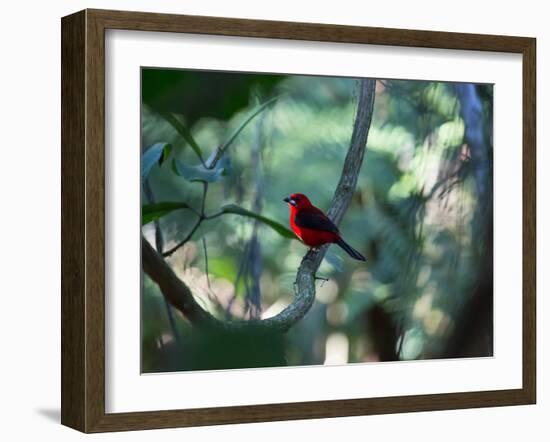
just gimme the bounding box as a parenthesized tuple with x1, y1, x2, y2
(336, 238, 366, 261)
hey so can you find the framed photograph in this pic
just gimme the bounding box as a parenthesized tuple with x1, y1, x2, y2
(61, 9, 536, 433)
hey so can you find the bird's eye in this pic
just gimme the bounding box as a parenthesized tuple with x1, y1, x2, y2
(295, 196, 301, 201)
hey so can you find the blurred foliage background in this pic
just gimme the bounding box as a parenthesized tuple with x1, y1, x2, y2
(141, 67, 493, 373)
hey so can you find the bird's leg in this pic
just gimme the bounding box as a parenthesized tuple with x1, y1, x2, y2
(305, 247, 329, 285)
(296, 246, 330, 289)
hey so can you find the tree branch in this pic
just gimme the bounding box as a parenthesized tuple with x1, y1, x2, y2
(141, 78, 376, 333)
(142, 237, 220, 329)
(260, 78, 376, 332)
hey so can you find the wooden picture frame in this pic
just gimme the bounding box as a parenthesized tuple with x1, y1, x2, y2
(61, 8, 536, 433)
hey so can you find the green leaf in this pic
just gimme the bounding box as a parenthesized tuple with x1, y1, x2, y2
(221, 204, 296, 239)
(172, 158, 226, 183)
(159, 144, 172, 166)
(215, 96, 279, 161)
(141, 142, 172, 180)
(158, 111, 204, 163)
(142, 202, 191, 225)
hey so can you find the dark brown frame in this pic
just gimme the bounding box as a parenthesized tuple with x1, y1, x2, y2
(61, 8, 536, 433)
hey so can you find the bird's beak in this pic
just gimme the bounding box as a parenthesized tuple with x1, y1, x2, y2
(284, 196, 297, 207)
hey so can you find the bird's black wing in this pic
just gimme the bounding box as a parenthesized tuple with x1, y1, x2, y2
(294, 208, 339, 233)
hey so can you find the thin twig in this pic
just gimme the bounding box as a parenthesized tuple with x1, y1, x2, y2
(225, 240, 252, 319)
(183, 205, 202, 218)
(204, 211, 225, 220)
(162, 217, 202, 258)
(201, 231, 211, 289)
(200, 182, 208, 213)
(160, 210, 227, 257)
(206, 96, 278, 170)
(162, 180, 210, 257)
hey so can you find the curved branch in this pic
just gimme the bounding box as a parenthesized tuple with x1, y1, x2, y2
(261, 78, 376, 332)
(142, 237, 220, 329)
(141, 78, 376, 333)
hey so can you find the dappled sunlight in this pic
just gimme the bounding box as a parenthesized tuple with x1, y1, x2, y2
(316, 279, 339, 304)
(324, 332, 349, 365)
(326, 302, 349, 327)
(261, 298, 292, 320)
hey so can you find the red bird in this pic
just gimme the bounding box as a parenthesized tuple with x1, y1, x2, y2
(284, 193, 366, 261)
